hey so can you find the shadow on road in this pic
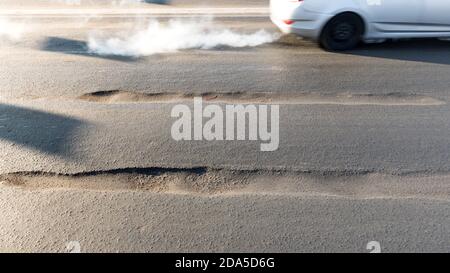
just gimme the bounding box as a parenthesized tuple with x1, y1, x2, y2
(0, 103, 86, 156)
(40, 37, 138, 62)
(345, 39, 450, 65)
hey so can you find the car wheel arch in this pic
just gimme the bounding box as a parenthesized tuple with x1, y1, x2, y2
(319, 11, 366, 50)
(322, 11, 367, 36)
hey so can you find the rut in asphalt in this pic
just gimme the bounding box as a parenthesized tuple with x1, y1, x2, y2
(1, 168, 449, 200)
(78, 90, 446, 106)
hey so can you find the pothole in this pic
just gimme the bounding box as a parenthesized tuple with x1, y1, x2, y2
(78, 90, 446, 106)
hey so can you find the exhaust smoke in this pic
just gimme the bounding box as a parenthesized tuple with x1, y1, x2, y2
(0, 18, 25, 41)
(87, 18, 279, 57)
(50, 0, 82, 5)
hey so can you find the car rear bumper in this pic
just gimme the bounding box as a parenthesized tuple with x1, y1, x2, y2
(270, 2, 333, 40)
(271, 17, 329, 40)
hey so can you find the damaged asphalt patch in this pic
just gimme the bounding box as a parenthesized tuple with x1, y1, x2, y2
(1, 168, 450, 200)
(78, 90, 446, 106)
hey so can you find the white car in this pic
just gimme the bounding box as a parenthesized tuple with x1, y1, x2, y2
(271, 0, 450, 50)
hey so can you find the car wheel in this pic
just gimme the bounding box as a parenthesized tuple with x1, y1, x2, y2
(320, 13, 364, 51)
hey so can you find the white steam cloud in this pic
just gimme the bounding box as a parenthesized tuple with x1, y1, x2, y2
(0, 18, 25, 41)
(50, 0, 82, 5)
(87, 18, 279, 57)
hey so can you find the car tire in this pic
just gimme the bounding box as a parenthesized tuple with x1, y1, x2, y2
(320, 13, 364, 51)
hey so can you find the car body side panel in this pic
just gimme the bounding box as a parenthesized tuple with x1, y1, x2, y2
(356, 0, 423, 34)
(421, 0, 450, 33)
(302, 0, 424, 37)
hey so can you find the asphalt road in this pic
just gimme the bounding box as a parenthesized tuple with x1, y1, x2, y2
(0, 0, 449, 252)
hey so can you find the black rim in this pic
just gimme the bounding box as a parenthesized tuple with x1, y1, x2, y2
(331, 22, 356, 42)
